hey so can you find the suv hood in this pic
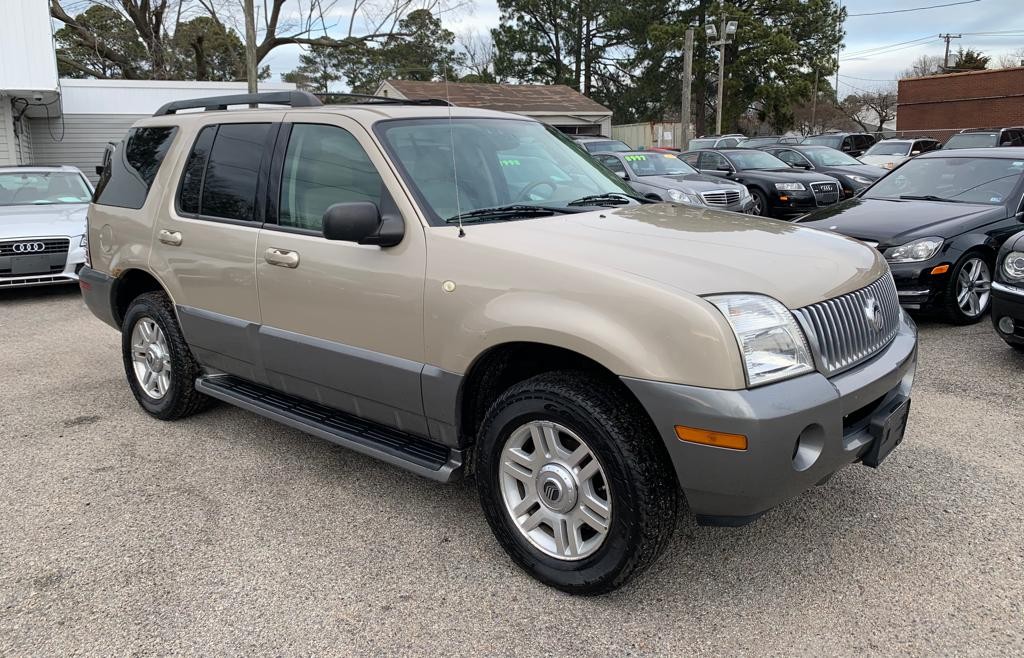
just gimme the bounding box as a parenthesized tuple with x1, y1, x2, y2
(797, 197, 1007, 246)
(0, 203, 88, 240)
(859, 154, 907, 167)
(465, 204, 886, 309)
(639, 173, 745, 193)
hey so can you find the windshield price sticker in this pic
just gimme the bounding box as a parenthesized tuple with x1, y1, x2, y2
(625, 155, 647, 162)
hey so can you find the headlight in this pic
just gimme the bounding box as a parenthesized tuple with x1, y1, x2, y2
(847, 174, 874, 185)
(774, 182, 805, 191)
(738, 186, 750, 198)
(667, 189, 704, 206)
(1003, 251, 1024, 281)
(707, 294, 814, 387)
(884, 237, 943, 263)
(79, 234, 87, 247)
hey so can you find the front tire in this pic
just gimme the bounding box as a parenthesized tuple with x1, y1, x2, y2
(475, 371, 678, 595)
(121, 291, 211, 420)
(749, 188, 769, 216)
(940, 252, 992, 324)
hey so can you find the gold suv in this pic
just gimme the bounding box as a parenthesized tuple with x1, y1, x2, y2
(80, 91, 918, 594)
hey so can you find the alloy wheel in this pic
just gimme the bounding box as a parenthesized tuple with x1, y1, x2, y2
(499, 420, 611, 561)
(956, 257, 991, 318)
(130, 317, 171, 399)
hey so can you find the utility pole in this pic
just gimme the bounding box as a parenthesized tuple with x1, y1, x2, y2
(940, 33, 961, 71)
(243, 0, 258, 94)
(681, 26, 694, 148)
(706, 1, 737, 135)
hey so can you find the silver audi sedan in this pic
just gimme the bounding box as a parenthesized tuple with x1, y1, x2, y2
(0, 166, 93, 289)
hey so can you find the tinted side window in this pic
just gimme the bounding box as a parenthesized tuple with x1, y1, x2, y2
(699, 152, 728, 170)
(200, 123, 271, 221)
(678, 152, 700, 166)
(279, 124, 383, 232)
(775, 150, 804, 167)
(178, 126, 216, 215)
(94, 126, 177, 209)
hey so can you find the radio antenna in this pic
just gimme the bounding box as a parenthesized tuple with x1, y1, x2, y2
(441, 52, 465, 237)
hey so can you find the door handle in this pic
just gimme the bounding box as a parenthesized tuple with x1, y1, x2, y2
(158, 229, 182, 246)
(264, 247, 300, 268)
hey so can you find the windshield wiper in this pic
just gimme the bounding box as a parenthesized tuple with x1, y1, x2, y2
(444, 204, 560, 224)
(566, 192, 647, 207)
(898, 195, 965, 203)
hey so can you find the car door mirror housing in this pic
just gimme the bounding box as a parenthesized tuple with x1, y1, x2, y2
(615, 170, 628, 179)
(717, 165, 733, 172)
(322, 201, 403, 247)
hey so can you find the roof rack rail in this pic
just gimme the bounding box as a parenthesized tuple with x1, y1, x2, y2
(320, 92, 452, 107)
(153, 90, 322, 116)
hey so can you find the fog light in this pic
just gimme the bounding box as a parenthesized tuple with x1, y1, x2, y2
(998, 316, 1015, 334)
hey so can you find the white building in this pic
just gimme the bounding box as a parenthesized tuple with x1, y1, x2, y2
(0, 0, 294, 180)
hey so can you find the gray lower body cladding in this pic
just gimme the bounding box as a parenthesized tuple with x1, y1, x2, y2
(624, 310, 918, 521)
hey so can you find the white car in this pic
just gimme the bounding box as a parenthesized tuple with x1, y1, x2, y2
(858, 138, 941, 170)
(0, 166, 93, 288)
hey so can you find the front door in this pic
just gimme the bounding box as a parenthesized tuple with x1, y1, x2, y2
(254, 114, 430, 435)
(149, 116, 283, 379)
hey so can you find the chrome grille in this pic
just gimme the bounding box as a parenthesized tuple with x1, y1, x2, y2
(793, 274, 900, 377)
(0, 238, 70, 256)
(700, 190, 741, 207)
(810, 181, 840, 206)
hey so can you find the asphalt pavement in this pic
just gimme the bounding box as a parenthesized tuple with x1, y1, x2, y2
(1, 285, 1022, 656)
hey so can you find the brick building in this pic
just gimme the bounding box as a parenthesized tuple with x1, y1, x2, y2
(897, 66, 1024, 142)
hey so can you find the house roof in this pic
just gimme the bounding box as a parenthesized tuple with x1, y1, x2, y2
(379, 80, 611, 114)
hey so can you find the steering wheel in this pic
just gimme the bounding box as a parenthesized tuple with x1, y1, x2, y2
(517, 180, 558, 201)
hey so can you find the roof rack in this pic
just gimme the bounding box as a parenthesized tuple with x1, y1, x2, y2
(153, 90, 322, 116)
(320, 92, 452, 107)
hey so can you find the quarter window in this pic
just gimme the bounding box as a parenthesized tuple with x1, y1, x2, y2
(94, 126, 177, 209)
(278, 124, 384, 232)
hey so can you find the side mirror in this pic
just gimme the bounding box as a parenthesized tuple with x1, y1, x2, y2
(716, 165, 733, 172)
(910, 150, 921, 156)
(615, 170, 628, 180)
(95, 165, 104, 176)
(322, 201, 403, 247)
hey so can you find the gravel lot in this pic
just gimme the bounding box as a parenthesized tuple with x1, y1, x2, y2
(1, 285, 1022, 656)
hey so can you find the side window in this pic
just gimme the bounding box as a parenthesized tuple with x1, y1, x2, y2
(201, 123, 271, 221)
(775, 150, 803, 167)
(279, 123, 384, 232)
(699, 152, 728, 170)
(719, 137, 739, 148)
(94, 126, 177, 209)
(176, 123, 271, 221)
(597, 155, 626, 176)
(841, 137, 854, 151)
(678, 152, 700, 166)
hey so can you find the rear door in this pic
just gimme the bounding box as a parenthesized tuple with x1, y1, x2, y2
(254, 114, 430, 435)
(149, 115, 283, 379)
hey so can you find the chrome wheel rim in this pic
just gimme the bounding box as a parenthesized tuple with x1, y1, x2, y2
(956, 257, 991, 318)
(499, 420, 611, 561)
(130, 317, 171, 399)
(752, 194, 763, 215)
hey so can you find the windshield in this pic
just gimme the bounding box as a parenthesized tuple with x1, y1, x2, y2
(0, 172, 91, 206)
(623, 153, 697, 176)
(943, 133, 998, 149)
(688, 138, 718, 149)
(582, 140, 631, 153)
(727, 150, 789, 170)
(864, 142, 911, 156)
(376, 118, 637, 224)
(864, 156, 1024, 205)
(742, 137, 781, 148)
(802, 135, 842, 148)
(804, 149, 862, 167)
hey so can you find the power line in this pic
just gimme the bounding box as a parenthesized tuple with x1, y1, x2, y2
(843, 36, 935, 58)
(840, 74, 897, 82)
(847, 0, 981, 17)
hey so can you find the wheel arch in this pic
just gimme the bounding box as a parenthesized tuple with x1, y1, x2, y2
(112, 268, 172, 328)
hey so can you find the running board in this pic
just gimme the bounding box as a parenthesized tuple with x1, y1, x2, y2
(195, 375, 462, 482)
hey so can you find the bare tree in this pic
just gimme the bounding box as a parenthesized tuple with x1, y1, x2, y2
(836, 85, 898, 136)
(458, 29, 497, 82)
(995, 47, 1024, 69)
(899, 54, 944, 79)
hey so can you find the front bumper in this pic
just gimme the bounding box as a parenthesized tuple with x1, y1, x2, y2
(624, 310, 918, 523)
(770, 190, 830, 217)
(889, 259, 948, 310)
(991, 281, 1024, 347)
(0, 239, 86, 289)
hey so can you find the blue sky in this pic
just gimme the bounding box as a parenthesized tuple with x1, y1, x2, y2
(262, 0, 1024, 92)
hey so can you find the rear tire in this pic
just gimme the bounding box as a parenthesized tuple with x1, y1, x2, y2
(475, 371, 678, 595)
(121, 291, 211, 420)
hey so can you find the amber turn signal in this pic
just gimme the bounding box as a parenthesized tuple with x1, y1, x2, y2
(674, 425, 748, 450)
(931, 264, 950, 275)
(778, 195, 789, 202)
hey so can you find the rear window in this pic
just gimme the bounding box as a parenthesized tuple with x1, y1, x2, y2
(94, 126, 177, 209)
(583, 140, 631, 153)
(802, 135, 842, 148)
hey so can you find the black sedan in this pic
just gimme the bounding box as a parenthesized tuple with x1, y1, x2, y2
(758, 144, 888, 198)
(679, 148, 842, 218)
(798, 148, 1024, 324)
(991, 230, 1024, 350)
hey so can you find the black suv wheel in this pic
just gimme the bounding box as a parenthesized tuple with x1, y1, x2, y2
(475, 371, 678, 594)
